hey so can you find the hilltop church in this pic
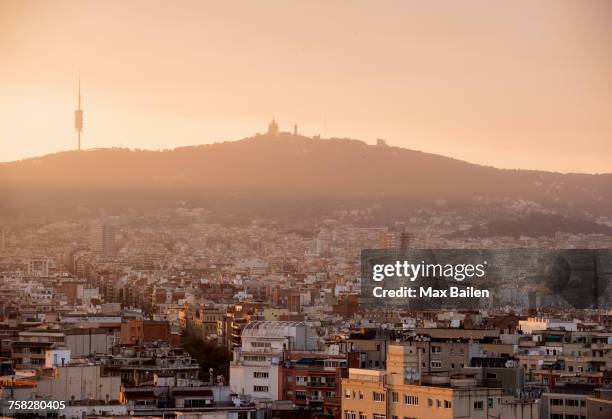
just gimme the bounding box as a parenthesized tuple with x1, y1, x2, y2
(266, 118, 298, 137)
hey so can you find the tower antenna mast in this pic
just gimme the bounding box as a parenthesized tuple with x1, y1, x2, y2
(74, 76, 84, 151)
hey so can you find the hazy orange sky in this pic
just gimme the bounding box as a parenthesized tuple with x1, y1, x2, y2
(1, 0, 611, 173)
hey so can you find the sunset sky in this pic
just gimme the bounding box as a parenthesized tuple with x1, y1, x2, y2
(1, 0, 610, 173)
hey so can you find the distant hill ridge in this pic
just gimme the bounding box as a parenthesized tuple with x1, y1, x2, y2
(447, 213, 612, 238)
(1, 135, 611, 215)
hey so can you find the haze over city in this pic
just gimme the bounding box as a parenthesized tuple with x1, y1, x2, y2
(1, 0, 611, 173)
(2, 3, 612, 419)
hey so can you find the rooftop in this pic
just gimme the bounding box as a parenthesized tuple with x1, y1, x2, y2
(241, 321, 305, 338)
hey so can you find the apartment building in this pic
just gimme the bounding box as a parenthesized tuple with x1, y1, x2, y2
(36, 363, 122, 402)
(120, 319, 179, 346)
(105, 343, 200, 386)
(342, 367, 507, 419)
(230, 321, 316, 401)
(281, 354, 347, 418)
(540, 391, 589, 419)
(342, 344, 538, 419)
(586, 389, 612, 419)
(341, 368, 387, 419)
(10, 341, 55, 368)
(346, 329, 392, 370)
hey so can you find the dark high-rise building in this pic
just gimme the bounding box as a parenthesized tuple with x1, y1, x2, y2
(91, 223, 115, 255)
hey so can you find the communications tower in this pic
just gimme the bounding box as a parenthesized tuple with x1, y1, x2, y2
(74, 77, 84, 150)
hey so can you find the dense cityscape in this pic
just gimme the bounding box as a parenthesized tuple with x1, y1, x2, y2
(2, 2, 612, 418)
(0, 177, 611, 418)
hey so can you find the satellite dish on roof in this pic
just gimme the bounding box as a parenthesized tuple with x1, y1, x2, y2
(505, 360, 516, 368)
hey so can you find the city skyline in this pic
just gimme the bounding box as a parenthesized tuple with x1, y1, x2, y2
(1, 0, 611, 173)
(1, 3, 611, 419)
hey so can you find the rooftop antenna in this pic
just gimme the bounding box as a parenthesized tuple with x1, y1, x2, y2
(74, 76, 84, 151)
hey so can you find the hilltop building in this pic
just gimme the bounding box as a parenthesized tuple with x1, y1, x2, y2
(267, 118, 279, 136)
(266, 118, 300, 137)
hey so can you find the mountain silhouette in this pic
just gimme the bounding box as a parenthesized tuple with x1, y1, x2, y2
(1, 135, 611, 217)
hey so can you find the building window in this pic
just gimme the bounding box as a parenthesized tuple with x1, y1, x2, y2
(244, 355, 267, 362)
(444, 400, 452, 408)
(373, 415, 386, 419)
(392, 392, 399, 403)
(253, 371, 269, 378)
(431, 346, 442, 353)
(254, 385, 269, 392)
(430, 361, 442, 368)
(404, 395, 419, 405)
(310, 376, 324, 385)
(359, 391, 363, 400)
(185, 399, 209, 408)
(436, 399, 441, 408)
(428, 398, 433, 407)
(359, 414, 366, 419)
(551, 398, 564, 406)
(373, 392, 385, 402)
(474, 401, 483, 410)
(344, 390, 351, 399)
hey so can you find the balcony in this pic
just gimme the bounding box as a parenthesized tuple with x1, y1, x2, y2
(309, 381, 335, 388)
(308, 396, 324, 403)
